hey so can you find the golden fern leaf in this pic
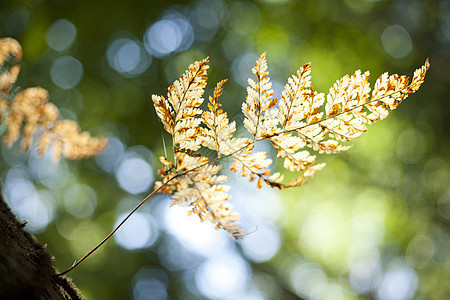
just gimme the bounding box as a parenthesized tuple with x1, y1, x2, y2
(152, 53, 429, 238)
(242, 52, 279, 139)
(263, 61, 326, 187)
(201, 79, 236, 155)
(224, 53, 278, 187)
(304, 59, 430, 151)
(152, 59, 244, 237)
(278, 62, 312, 130)
(174, 160, 241, 236)
(264, 58, 430, 189)
(153, 58, 208, 155)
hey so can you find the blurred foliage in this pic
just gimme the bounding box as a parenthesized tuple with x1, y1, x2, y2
(1, 0, 449, 299)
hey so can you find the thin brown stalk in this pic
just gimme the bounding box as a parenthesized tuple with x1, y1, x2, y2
(54, 153, 229, 277)
(55, 176, 176, 276)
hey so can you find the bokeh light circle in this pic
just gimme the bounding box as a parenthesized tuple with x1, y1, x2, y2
(46, 19, 77, 51)
(63, 184, 97, 218)
(240, 222, 281, 263)
(349, 256, 382, 294)
(376, 263, 418, 300)
(164, 205, 231, 257)
(195, 252, 250, 299)
(50, 56, 84, 89)
(133, 268, 168, 300)
(381, 25, 413, 58)
(114, 212, 158, 250)
(115, 157, 154, 194)
(107, 38, 150, 76)
(144, 13, 194, 58)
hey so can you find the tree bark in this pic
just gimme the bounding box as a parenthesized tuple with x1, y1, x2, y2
(0, 186, 84, 300)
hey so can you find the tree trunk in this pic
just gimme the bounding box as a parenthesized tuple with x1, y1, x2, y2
(0, 186, 84, 300)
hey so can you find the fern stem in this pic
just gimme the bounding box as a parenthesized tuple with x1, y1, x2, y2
(54, 153, 224, 277)
(55, 178, 174, 277)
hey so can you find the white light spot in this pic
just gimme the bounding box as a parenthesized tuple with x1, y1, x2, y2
(144, 13, 194, 58)
(63, 184, 97, 218)
(22, 190, 56, 233)
(46, 19, 77, 51)
(28, 152, 70, 188)
(352, 212, 385, 248)
(289, 262, 328, 297)
(376, 262, 418, 300)
(300, 204, 344, 255)
(5, 172, 56, 233)
(115, 157, 154, 194)
(190, 6, 219, 42)
(107, 38, 150, 76)
(50, 56, 83, 89)
(349, 256, 382, 294)
(134, 278, 166, 300)
(133, 268, 168, 300)
(95, 136, 126, 173)
(396, 129, 427, 165)
(231, 53, 259, 86)
(195, 252, 250, 299)
(381, 25, 413, 58)
(164, 205, 231, 257)
(4, 171, 34, 205)
(240, 222, 281, 263)
(114, 212, 158, 250)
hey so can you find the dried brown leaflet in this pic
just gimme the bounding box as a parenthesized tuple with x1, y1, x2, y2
(0, 38, 107, 162)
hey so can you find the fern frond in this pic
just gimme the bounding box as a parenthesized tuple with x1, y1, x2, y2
(0, 65, 20, 94)
(278, 62, 312, 130)
(156, 153, 242, 237)
(0, 37, 107, 161)
(297, 59, 430, 153)
(266, 58, 429, 189)
(0, 37, 22, 66)
(201, 79, 237, 155)
(230, 145, 273, 189)
(0, 99, 8, 122)
(177, 162, 241, 236)
(4, 87, 52, 149)
(153, 58, 209, 157)
(152, 53, 429, 238)
(37, 120, 108, 163)
(242, 52, 279, 139)
(153, 59, 250, 237)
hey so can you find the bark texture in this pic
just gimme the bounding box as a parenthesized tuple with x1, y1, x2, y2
(0, 186, 84, 300)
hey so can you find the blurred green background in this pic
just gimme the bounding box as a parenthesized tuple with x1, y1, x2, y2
(1, 0, 449, 299)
